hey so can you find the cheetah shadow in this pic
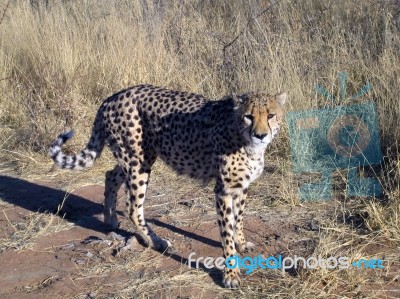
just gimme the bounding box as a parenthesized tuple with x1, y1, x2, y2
(0, 175, 224, 286)
(0, 174, 109, 232)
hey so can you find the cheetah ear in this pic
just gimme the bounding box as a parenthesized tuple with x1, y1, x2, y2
(231, 92, 247, 106)
(231, 93, 239, 105)
(276, 92, 287, 106)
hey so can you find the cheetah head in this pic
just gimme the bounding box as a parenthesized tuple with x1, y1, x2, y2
(233, 92, 287, 147)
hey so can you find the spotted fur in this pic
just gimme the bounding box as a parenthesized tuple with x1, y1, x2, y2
(49, 84, 287, 288)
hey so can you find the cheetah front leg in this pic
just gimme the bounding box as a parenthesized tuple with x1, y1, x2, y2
(215, 181, 241, 288)
(125, 162, 171, 252)
(233, 189, 255, 254)
(104, 165, 124, 229)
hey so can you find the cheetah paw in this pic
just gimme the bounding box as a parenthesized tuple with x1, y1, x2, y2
(237, 241, 255, 254)
(152, 238, 172, 252)
(223, 270, 241, 288)
(104, 217, 119, 230)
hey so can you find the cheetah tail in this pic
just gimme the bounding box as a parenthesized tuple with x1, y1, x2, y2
(49, 126, 105, 170)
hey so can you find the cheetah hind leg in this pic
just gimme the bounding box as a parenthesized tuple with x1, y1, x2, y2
(104, 165, 124, 229)
(126, 165, 171, 252)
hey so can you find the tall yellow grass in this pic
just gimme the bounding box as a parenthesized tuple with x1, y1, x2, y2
(0, 0, 399, 236)
(0, 1, 399, 296)
(1, 0, 399, 152)
(0, 0, 400, 214)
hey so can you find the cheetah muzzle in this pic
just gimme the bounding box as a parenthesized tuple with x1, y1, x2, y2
(49, 84, 287, 288)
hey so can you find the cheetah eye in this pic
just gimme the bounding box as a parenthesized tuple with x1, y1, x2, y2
(267, 114, 276, 120)
(243, 114, 254, 122)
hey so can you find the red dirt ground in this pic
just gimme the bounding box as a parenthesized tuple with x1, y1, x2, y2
(0, 172, 398, 298)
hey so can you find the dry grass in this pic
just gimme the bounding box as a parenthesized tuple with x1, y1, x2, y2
(0, 0, 399, 297)
(1, 0, 400, 153)
(364, 158, 400, 243)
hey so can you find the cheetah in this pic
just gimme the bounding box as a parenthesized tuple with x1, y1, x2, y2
(49, 84, 286, 288)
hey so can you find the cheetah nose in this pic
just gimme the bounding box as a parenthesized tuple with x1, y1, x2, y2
(254, 133, 267, 140)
